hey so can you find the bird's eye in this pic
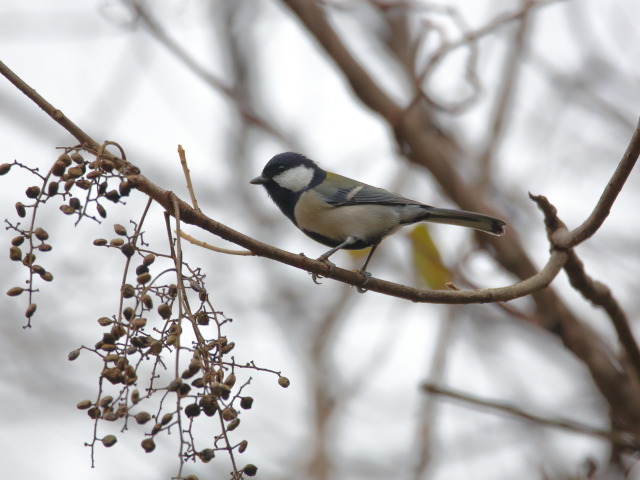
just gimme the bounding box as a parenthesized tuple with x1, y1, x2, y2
(277, 165, 285, 172)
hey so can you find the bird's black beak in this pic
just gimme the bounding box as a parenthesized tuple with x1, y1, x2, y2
(250, 175, 268, 185)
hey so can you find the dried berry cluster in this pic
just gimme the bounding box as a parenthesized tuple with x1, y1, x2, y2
(2, 146, 288, 479)
(3, 147, 131, 327)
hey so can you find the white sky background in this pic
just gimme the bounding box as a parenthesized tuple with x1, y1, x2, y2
(1, 1, 640, 479)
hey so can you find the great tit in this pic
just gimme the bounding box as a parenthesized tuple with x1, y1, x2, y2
(251, 152, 506, 282)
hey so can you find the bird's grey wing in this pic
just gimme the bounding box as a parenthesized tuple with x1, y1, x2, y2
(317, 172, 424, 207)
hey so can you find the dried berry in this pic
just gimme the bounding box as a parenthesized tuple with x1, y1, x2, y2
(76, 399, 92, 410)
(105, 190, 120, 203)
(87, 407, 101, 419)
(60, 205, 75, 215)
(9, 246, 22, 261)
(121, 243, 135, 258)
(221, 407, 237, 421)
(196, 312, 209, 325)
(25, 303, 37, 318)
(58, 154, 72, 166)
(38, 243, 52, 252)
(15, 202, 26, 218)
(68, 349, 80, 361)
(51, 160, 66, 177)
(114, 224, 127, 236)
(47, 181, 59, 196)
(243, 464, 258, 476)
(185, 404, 201, 418)
(99, 396, 114, 407)
(143, 253, 156, 266)
(240, 397, 254, 410)
(141, 294, 153, 309)
(131, 318, 147, 330)
(158, 413, 172, 425)
(33, 227, 49, 241)
(119, 180, 132, 197)
(141, 438, 156, 452)
(137, 272, 151, 285)
(70, 152, 84, 164)
(238, 440, 248, 453)
(40, 272, 54, 282)
(93, 238, 108, 246)
(64, 179, 75, 191)
(96, 203, 107, 218)
(223, 373, 236, 388)
(134, 412, 152, 425)
(0, 163, 11, 175)
(131, 390, 141, 405)
(109, 238, 124, 247)
(157, 303, 172, 320)
(98, 317, 112, 326)
(278, 376, 290, 388)
(6, 286, 23, 297)
(25, 186, 40, 199)
(22, 252, 36, 266)
(11, 236, 24, 247)
(69, 197, 81, 210)
(198, 448, 215, 463)
(67, 166, 84, 178)
(227, 418, 240, 431)
(75, 179, 91, 190)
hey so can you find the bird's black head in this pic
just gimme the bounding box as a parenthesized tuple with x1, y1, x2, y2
(250, 152, 326, 224)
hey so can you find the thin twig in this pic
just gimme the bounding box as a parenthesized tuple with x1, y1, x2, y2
(178, 230, 253, 256)
(178, 145, 199, 211)
(422, 383, 639, 449)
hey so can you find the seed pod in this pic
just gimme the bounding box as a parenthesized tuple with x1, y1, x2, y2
(47, 181, 59, 196)
(0, 163, 11, 175)
(51, 160, 66, 177)
(38, 243, 52, 252)
(198, 448, 215, 463)
(75, 179, 91, 190)
(98, 317, 112, 326)
(131, 317, 147, 329)
(99, 396, 114, 407)
(228, 418, 241, 431)
(160, 413, 173, 425)
(109, 238, 124, 247)
(11, 236, 24, 246)
(131, 389, 141, 405)
(178, 383, 191, 397)
(166, 334, 178, 347)
(151, 423, 162, 435)
(122, 284, 135, 298)
(60, 205, 75, 215)
(25, 303, 37, 318)
(157, 303, 172, 320)
(33, 227, 48, 241)
(240, 397, 254, 410)
(135, 265, 149, 275)
(87, 407, 101, 419)
(168, 284, 178, 298)
(7, 286, 23, 297)
(195, 312, 209, 325)
(86, 170, 101, 179)
(243, 464, 258, 477)
(237, 441, 249, 455)
(278, 376, 290, 388)
(101, 435, 117, 447)
(102, 367, 124, 385)
(191, 377, 204, 388)
(121, 243, 135, 258)
(114, 224, 127, 236)
(22, 252, 36, 266)
(134, 412, 151, 425)
(77, 399, 92, 410)
(223, 373, 236, 388)
(141, 294, 153, 309)
(31, 265, 45, 275)
(119, 180, 132, 197)
(67, 349, 80, 361)
(221, 407, 237, 422)
(96, 203, 107, 218)
(9, 246, 22, 261)
(58, 154, 72, 166)
(98, 181, 108, 195)
(67, 166, 84, 178)
(70, 152, 84, 164)
(137, 272, 151, 285)
(105, 190, 120, 203)
(25, 186, 41, 199)
(141, 438, 156, 452)
(168, 379, 182, 392)
(221, 342, 235, 354)
(93, 238, 108, 246)
(15, 202, 26, 218)
(64, 179, 75, 192)
(185, 404, 201, 418)
(100, 159, 114, 172)
(40, 271, 53, 282)
(69, 197, 81, 210)
(143, 253, 156, 266)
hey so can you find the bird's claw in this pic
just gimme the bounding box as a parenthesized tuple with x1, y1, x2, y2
(310, 257, 336, 285)
(355, 270, 372, 293)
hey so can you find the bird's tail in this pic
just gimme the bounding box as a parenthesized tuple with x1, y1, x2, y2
(422, 207, 506, 236)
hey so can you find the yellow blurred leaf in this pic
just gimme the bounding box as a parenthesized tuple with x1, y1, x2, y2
(407, 224, 453, 289)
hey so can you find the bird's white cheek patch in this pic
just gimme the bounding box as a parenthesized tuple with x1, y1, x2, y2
(273, 165, 314, 192)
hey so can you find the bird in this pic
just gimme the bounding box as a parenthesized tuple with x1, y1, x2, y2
(250, 152, 506, 287)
